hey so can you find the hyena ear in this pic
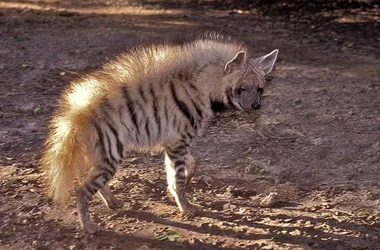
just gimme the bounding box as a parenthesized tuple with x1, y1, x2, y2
(224, 51, 247, 74)
(252, 49, 279, 75)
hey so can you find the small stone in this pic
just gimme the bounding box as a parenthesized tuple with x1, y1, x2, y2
(259, 169, 269, 175)
(321, 202, 332, 209)
(312, 137, 323, 146)
(137, 245, 152, 250)
(289, 229, 301, 236)
(68, 245, 76, 250)
(32, 240, 40, 249)
(188, 237, 196, 244)
(217, 221, 227, 227)
(222, 203, 237, 210)
(260, 192, 279, 207)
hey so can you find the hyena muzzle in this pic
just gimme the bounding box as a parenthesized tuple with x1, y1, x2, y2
(41, 34, 279, 233)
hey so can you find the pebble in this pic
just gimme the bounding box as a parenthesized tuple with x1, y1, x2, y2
(188, 238, 196, 244)
(222, 203, 237, 210)
(260, 192, 279, 207)
(32, 240, 40, 249)
(259, 169, 269, 175)
(312, 137, 323, 146)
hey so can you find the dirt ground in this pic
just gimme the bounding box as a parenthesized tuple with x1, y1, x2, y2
(1, 0, 380, 249)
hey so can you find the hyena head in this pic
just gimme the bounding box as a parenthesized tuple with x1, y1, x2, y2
(223, 49, 279, 112)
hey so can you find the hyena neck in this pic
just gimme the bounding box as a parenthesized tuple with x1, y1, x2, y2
(209, 86, 233, 113)
(191, 60, 232, 114)
(185, 41, 246, 114)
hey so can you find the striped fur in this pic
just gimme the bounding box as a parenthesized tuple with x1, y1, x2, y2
(41, 34, 278, 233)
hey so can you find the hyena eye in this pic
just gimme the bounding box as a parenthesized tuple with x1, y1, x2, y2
(237, 87, 247, 95)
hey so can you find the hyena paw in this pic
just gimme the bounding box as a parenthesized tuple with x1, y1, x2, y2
(82, 221, 102, 234)
(181, 202, 202, 216)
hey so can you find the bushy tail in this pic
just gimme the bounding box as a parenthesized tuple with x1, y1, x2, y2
(40, 111, 91, 204)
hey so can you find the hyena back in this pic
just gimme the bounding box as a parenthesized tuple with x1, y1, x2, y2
(41, 35, 279, 233)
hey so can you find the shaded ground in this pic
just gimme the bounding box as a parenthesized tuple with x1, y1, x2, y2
(1, 0, 380, 249)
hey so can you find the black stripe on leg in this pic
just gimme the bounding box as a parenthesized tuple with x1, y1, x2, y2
(165, 144, 187, 159)
(91, 181, 103, 190)
(93, 122, 107, 157)
(179, 138, 191, 148)
(85, 184, 97, 196)
(165, 150, 177, 160)
(174, 144, 187, 152)
(106, 121, 124, 158)
(101, 167, 115, 178)
(170, 81, 195, 128)
(102, 100, 125, 147)
(103, 158, 117, 174)
(181, 128, 194, 140)
(171, 149, 186, 157)
(92, 173, 107, 182)
(175, 166, 186, 184)
(105, 132, 118, 163)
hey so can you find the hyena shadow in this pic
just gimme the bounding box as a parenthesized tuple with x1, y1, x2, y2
(96, 229, 255, 250)
(105, 210, 365, 249)
(96, 210, 272, 242)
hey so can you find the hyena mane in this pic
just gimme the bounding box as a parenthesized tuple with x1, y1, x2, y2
(41, 33, 279, 233)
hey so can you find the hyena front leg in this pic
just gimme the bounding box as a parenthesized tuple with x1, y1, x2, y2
(98, 183, 123, 209)
(76, 159, 118, 234)
(165, 144, 200, 215)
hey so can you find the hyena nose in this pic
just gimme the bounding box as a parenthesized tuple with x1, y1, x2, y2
(252, 103, 260, 110)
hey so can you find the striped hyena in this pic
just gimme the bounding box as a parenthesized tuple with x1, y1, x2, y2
(41, 34, 279, 233)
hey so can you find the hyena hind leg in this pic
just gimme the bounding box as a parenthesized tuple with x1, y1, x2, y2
(165, 145, 201, 216)
(98, 183, 123, 209)
(76, 161, 118, 234)
(184, 152, 197, 186)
